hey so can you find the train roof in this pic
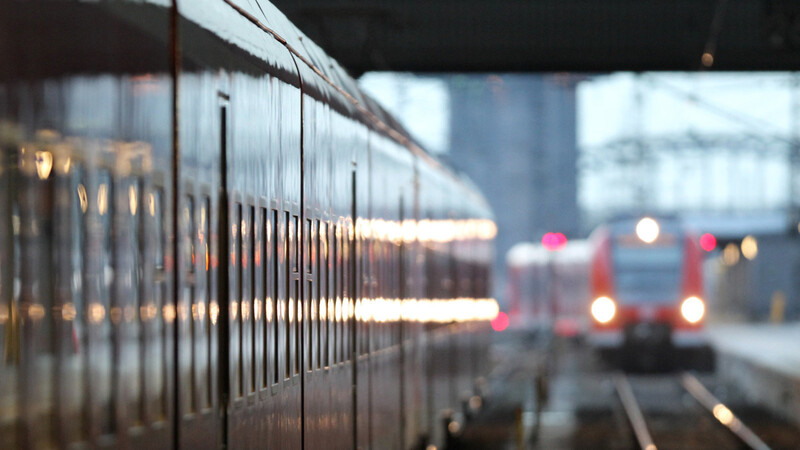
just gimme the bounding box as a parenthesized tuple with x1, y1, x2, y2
(216, 1, 488, 203)
(506, 240, 591, 267)
(554, 240, 591, 263)
(506, 242, 549, 267)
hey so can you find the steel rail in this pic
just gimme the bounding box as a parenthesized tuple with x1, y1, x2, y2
(681, 372, 772, 450)
(613, 373, 657, 450)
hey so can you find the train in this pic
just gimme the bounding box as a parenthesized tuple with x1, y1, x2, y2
(588, 216, 709, 368)
(506, 216, 711, 369)
(0, 1, 498, 449)
(505, 240, 591, 339)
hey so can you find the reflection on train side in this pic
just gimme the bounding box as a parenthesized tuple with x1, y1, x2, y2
(355, 297, 499, 323)
(357, 217, 498, 243)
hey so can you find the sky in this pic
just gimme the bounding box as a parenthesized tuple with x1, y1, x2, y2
(359, 72, 450, 154)
(359, 72, 799, 216)
(361, 72, 798, 151)
(577, 72, 795, 148)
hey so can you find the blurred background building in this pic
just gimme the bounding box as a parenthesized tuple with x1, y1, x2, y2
(445, 74, 580, 301)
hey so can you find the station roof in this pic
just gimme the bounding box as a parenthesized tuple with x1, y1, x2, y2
(271, 0, 800, 74)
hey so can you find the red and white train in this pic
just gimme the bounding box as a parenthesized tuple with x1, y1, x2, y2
(507, 216, 710, 367)
(588, 216, 708, 365)
(506, 240, 591, 339)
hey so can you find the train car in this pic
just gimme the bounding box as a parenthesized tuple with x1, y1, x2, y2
(0, 2, 497, 449)
(587, 216, 708, 367)
(505, 240, 591, 339)
(551, 240, 591, 338)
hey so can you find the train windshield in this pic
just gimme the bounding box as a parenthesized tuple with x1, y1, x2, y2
(612, 242, 683, 304)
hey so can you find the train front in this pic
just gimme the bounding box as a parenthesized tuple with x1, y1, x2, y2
(587, 216, 708, 367)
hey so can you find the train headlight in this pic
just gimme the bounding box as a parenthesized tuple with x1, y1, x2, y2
(591, 296, 616, 324)
(681, 296, 705, 323)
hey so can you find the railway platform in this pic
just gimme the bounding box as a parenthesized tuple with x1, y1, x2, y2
(706, 322, 800, 428)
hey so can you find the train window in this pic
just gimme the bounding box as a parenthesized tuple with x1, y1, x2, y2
(341, 225, 348, 362)
(317, 220, 324, 370)
(202, 197, 212, 409)
(235, 203, 243, 398)
(306, 218, 313, 374)
(128, 180, 143, 424)
(284, 211, 291, 381)
(93, 170, 115, 434)
(249, 205, 256, 394)
(335, 226, 342, 363)
(149, 188, 167, 421)
(272, 209, 279, 386)
(293, 214, 300, 377)
(183, 196, 196, 414)
(340, 223, 346, 363)
(360, 239, 370, 356)
(294, 215, 300, 274)
(332, 224, 339, 366)
(67, 169, 86, 439)
(261, 207, 268, 389)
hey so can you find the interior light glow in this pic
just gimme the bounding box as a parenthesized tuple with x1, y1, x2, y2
(635, 217, 659, 243)
(741, 235, 758, 260)
(591, 296, 616, 323)
(681, 296, 705, 323)
(722, 243, 740, 266)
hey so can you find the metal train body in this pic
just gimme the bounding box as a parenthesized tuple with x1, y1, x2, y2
(587, 217, 707, 359)
(0, 2, 497, 449)
(505, 240, 591, 339)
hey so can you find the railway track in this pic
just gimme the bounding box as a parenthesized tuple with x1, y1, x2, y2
(614, 372, 775, 450)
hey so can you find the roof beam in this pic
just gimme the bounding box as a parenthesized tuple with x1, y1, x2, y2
(271, 0, 800, 74)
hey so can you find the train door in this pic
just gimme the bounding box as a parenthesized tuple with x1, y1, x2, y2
(174, 81, 226, 449)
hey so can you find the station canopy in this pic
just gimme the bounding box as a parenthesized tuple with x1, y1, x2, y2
(271, 0, 800, 74)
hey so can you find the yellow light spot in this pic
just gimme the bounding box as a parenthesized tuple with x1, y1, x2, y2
(266, 299, 273, 322)
(0, 304, 8, 324)
(636, 217, 660, 243)
(447, 421, 461, 435)
(89, 303, 106, 324)
(77, 184, 88, 213)
(61, 157, 71, 174)
(254, 299, 262, 320)
(129, 185, 138, 215)
(28, 304, 45, 321)
(149, 193, 156, 216)
(591, 297, 616, 323)
(141, 303, 157, 322)
(741, 235, 758, 260)
(712, 403, 734, 425)
(163, 304, 177, 323)
(702, 52, 714, 68)
(681, 296, 705, 323)
(723, 242, 740, 266)
(35, 151, 53, 180)
(97, 184, 108, 215)
(210, 302, 220, 325)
